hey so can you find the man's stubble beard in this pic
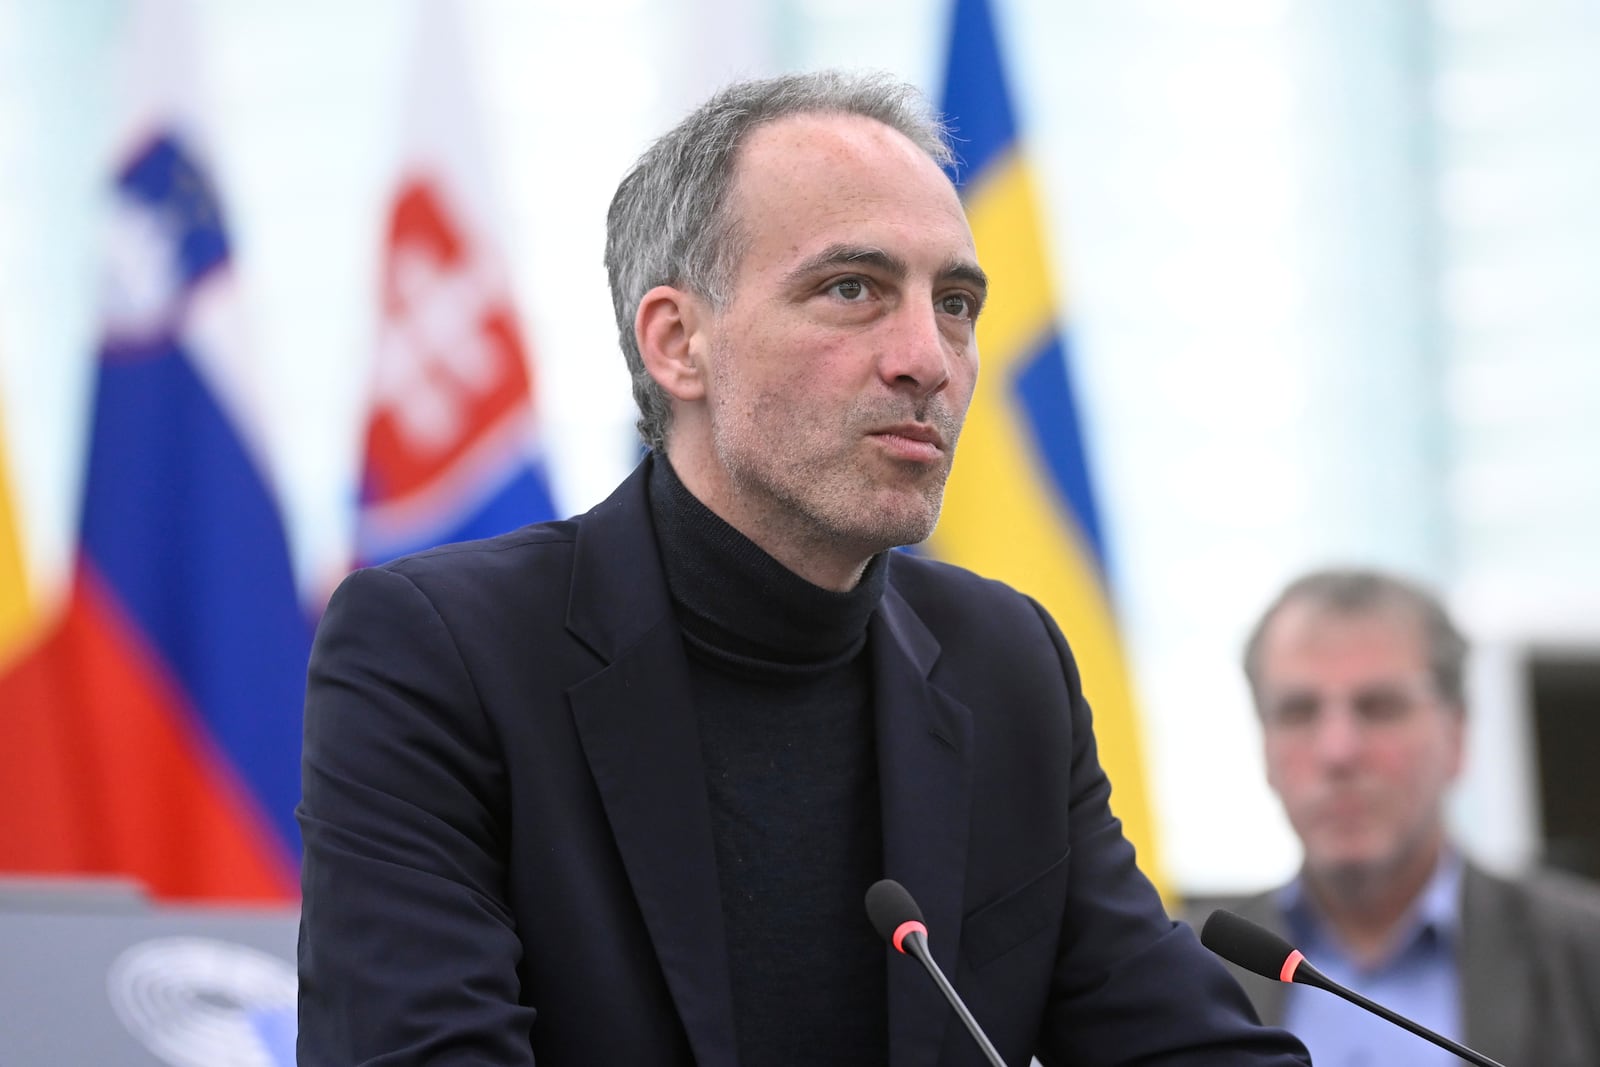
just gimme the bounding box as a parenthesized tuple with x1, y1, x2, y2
(706, 352, 966, 555)
(719, 423, 957, 555)
(1305, 814, 1444, 914)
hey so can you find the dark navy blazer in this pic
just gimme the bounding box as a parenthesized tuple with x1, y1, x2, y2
(297, 459, 1309, 1066)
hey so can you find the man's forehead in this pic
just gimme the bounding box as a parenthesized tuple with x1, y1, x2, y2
(732, 111, 958, 202)
(1272, 597, 1426, 643)
(740, 109, 929, 157)
(725, 113, 974, 270)
(1261, 600, 1431, 674)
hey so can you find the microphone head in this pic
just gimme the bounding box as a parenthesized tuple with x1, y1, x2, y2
(1200, 909, 1301, 983)
(865, 879, 926, 953)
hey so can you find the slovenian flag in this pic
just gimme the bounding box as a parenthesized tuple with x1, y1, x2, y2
(928, 0, 1165, 887)
(0, 0, 310, 901)
(353, 2, 557, 567)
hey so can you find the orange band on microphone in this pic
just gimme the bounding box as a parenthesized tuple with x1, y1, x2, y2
(1280, 949, 1305, 983)
(892, 920, 927, 954)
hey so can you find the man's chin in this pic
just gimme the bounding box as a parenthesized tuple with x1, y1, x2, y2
(1307, 851, 1401, 896)
(859, 523, 937, 556)
(851, 491, 942, 548)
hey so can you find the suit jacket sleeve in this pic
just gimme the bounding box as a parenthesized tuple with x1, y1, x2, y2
(1026, 601, 1310, 1065)
(297, 565, 535, 1066)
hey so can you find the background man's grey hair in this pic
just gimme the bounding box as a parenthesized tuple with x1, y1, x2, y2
(603, 70, 956, 453)
(1242, 567, 1470, 711)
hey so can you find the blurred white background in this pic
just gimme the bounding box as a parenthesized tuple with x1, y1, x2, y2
(2, 0, 1596, 894)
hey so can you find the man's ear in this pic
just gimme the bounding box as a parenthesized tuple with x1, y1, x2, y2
(635, 285, 709, 402)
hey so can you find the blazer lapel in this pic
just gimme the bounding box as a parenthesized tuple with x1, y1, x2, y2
(565, 463, 738, 1067)
(873, 583, 975, 1067)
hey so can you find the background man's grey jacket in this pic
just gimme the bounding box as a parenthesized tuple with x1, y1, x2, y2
(1202, 862, 1600, 1067)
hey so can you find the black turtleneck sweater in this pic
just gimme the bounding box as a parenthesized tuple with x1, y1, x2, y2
(648, 456, 888, 1067)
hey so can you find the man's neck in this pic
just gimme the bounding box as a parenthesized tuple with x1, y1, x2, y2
(646, 454, 886, 666)
(662, 445, 873, 592)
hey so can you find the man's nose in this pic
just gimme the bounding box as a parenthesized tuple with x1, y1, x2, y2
(1310, 705, 1365, 765)
(878, 301, 952, 396)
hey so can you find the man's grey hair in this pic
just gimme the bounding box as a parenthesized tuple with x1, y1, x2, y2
(1242, 567, 1470, 712)
(603, 70, 955, 452)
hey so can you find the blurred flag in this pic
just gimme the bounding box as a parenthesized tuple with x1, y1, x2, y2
(930, 0, 1164, 886)
(354, 1, 556, 566)
(0, 0, 309, 901)
(0, 379, 30, 662)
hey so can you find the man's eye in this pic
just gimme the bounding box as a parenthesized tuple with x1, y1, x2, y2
(832, 278, 866, 300)
(1354, 690, 1412, 723)
(940, 293, 975, 318)
(1269, 696, 1319, 727)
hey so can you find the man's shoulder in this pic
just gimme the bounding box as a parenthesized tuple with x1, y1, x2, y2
(883, 553, 1091, 683)
(365, 517, 581, 596)
(1469, 861, 1600, 931)
(885, 550, 1039, 617)
(381, 517, 581, 573)
(370, 462, 652, 592)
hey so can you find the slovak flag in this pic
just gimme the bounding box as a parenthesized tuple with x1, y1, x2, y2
(354, 2, 557, 567)
(0, 0, 310, 901)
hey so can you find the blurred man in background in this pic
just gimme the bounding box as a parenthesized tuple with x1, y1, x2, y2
(1220, 567, 1600, 1065)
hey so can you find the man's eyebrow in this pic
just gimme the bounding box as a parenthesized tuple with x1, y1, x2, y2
(783, 246, 989, 299)
(941, 260, 989, 297)
(783, 245, 907, 285)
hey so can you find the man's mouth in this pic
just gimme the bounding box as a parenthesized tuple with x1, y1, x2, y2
(868, 424, 946, 462)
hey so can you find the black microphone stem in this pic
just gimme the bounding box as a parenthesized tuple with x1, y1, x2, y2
(1202, 910, 1510, 1067)
(900, 929, 1007, 1067)
(1304, 969, 1506, 1067)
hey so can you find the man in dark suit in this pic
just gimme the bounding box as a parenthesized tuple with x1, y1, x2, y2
(1216, 568, 1600, 1065)
(296, 70, 1309, 1066)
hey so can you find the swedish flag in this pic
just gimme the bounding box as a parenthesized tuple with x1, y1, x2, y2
(932, 0, 1164, 888)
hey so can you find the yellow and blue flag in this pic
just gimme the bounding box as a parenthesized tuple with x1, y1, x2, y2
(931, 0, 1164, 887)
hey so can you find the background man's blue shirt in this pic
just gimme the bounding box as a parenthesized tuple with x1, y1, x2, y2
(1280, 852, 1462, 1067)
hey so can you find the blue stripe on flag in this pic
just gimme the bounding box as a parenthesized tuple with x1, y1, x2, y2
(434, 461, 557, 547)
(365, 458, 559, 565)
(1013, 331, 1108, 566)
(940, 0, 1016, 184)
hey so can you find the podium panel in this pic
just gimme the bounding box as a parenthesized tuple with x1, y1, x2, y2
(0, 881, 297, 1067)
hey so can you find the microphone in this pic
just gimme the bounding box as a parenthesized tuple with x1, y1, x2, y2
(865, 879, 1006, 1067)
(1201, 909, 1509, 1067)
